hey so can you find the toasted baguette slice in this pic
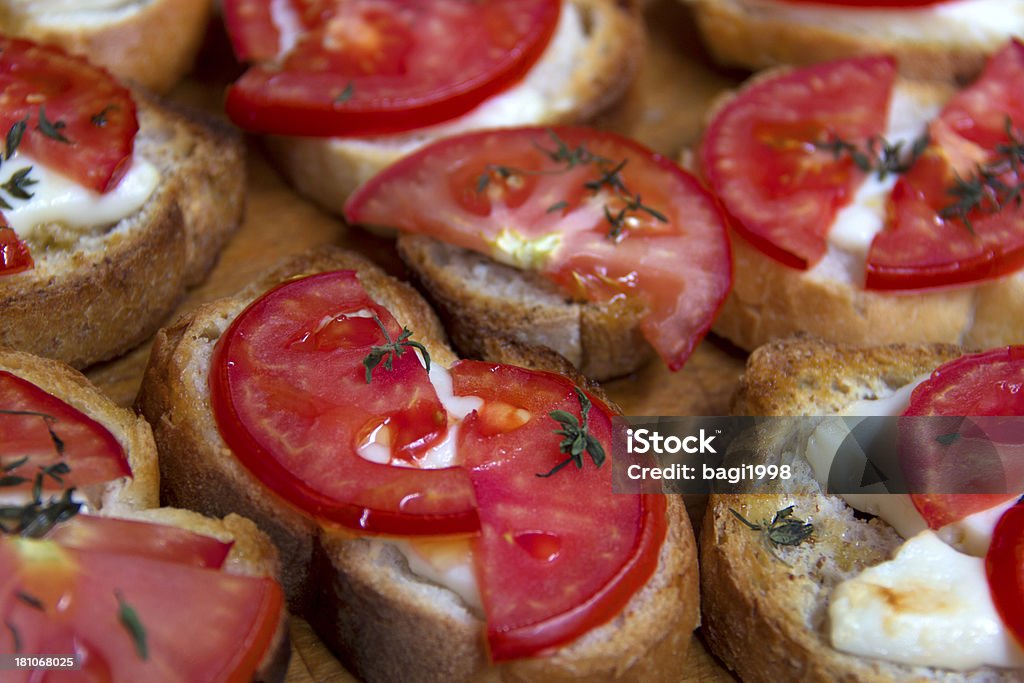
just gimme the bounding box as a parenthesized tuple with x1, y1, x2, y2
(264, 0, 644, 213)
(0, 347, 158, 513)
(312, 495, 696, 683)
(0, 90, 245, 369)
(136, 246, 700, 680)
(397, 234, 651, 381)
(702, 70, 1024, 352)
(684, 0, 1021, 83)
(702, 336, 1021, 682)
(0, 0, 213, 93)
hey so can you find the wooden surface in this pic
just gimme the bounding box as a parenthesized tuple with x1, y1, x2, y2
(85, 2, 746, 680)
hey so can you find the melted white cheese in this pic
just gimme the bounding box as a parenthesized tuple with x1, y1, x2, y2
(937, 496, 1021, 557)
(271, 0, 304, 59)
(3, 0, 145, 27)
(825, 88, 944, 260)
(830, 530, 1024, 670)
(354, 360, 484, 602)
(2, 152, 159, 238)
(390, 538, 482, 611)
(743, 0, 1024, 42)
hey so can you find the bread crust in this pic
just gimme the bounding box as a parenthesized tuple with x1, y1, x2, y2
(0, 90, 245, 369)
(715, 236, 1024, 353)
(0, 0, 213, 93)
(0, 347, 158, 512)
(397, 234, 651, 381)
(264, 0, 645, 212)
(704, 338, 1020, 682)
(313, 495, 698, 683)
(685, 0, 1000, 83)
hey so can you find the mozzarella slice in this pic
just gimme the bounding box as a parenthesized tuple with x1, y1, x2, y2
(2, 152, 159, 239)
(830, 530, 1024, 670)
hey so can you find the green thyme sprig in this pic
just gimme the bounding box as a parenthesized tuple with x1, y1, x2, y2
(0, 410, 79, 537)
(333, 81, 355, 104)
(940, 117, 1024, 233)
(476, 130, 669, 242)
(362, 314, 431, 383)
(815, 132, 930, 181)
(537, 387, 606, 478)
(36, 105, 71, 144)
(116, 591, 148, 660)
(730, 505, 814, 562)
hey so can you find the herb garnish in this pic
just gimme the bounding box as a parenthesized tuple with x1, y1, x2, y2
(334, 81, 355, 104)
(36, 106, 72, 144)
(4, 117, 27, 161)
(6, 620, 21, 653)
(116, 591, 148, 660)
(1, 409, 65, 457)
(815, 132, 930, 181)
(2, 167, 37, 199)
(90, 105, 118, 127)
(940, 117, 1024, 233)
(476, 130, 669, 242)
(0, 410, 80, 538)
(362, 314, 431, 383)
(730, 505, 814, 561)
(537, 387, 606, 478)
(15, 591, 44, 611)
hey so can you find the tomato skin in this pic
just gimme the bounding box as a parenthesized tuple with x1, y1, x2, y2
(986, 503, 1024, 649)
(866, 40, 1024, 291)
(700, 55, 895, 269)
(0, 225, 33, 276)
(210, 270, 479, 536)
(45, 515, 233, 570)
(0, 37, 137, 193)
(0, 370, 131, 493)
(347, 126, 732, 371)
(223, 0, 560, 137)
(0, 536, 283, 683)
(902, 346, 1024, 528)
(450, 360, 666, 660)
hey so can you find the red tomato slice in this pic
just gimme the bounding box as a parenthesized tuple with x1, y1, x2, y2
(210, 269, 479, 535)
(0, 536, 282, 683)
(45, 515, 233, 570)
(0, 38, 137, 193)
(0, 370, 130, 493)
(223, 0, 560, 137)
(700, 55, 894, 269)
(986, 502, 1024, 650)
(0, 223, 33, 276)
(866, 41, 1024, 290)
(346, 127, 732, 371)
(901, 346, 1024, 528)
(450, 360, 666, 660)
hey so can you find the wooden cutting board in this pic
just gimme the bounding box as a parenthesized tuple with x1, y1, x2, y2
(85, 1, 745, 680)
